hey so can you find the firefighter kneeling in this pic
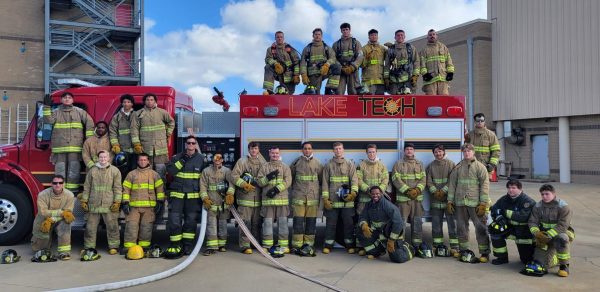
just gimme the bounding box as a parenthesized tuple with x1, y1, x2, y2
(356, 186, 413, 263)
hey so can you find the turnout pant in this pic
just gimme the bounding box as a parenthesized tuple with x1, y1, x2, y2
(263, 65, 297, 94)
(206, 208, 229, 250)
(292, 203, 318, 248)
(324, 207, 355, 248)
(31, 220, 71, 254)
(422, 81, 449, 95)
(168, 196, 200, 248)
(53, 152, 81, 192)
(84, 212, 120, 249)
(431, 207, 459, 249)
(307, 64, 341, 93)
(124, 207, 156, 249)
(534, 228, 575, 267)
(398, 200, 424, 246)
(261, 206, 289, 248)
(238, 206, 261, 249)
(338, 70, 360, 94)
(455, 206, 490, 254)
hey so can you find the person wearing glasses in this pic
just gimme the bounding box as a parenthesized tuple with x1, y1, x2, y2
(31, 175, 75, 261)
(465, 113, 501, 176)
(164, 135, 205, 258)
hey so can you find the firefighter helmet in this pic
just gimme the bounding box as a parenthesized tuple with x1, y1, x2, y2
(81, 248, 101, 262)
(146, 244, 163, 258)
(126, 245, 144, 260)
(488, 216, 512, 237)
(241, 172, 256, 186)
(303, 85, 317, 95)
(459, 249, 478, 263)
(389, 240, 414, 263)
(296, 244, 316, 257)
(268, 245, 285, 258)
(434, 244, 451, 257)
(163, 244, 184, 259)
(1, 249, 20, 264)
(113, 152, 128, 168)
(216, 181, 230, 196)
(275, 85, 289, 95)
(336, 184, 351, 200)
(416, 242, 434, 258)
(520, 260, 547, 277)
(32, 249, 56, 263)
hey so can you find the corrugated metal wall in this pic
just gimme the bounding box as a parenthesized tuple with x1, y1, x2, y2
(491, 0, 600, 121)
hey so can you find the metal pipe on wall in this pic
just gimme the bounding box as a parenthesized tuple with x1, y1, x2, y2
(467, 37, 474, 130)
(559, 117, 571, 183)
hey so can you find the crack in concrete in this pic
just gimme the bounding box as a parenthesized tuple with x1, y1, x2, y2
(331, 257, 363, 288)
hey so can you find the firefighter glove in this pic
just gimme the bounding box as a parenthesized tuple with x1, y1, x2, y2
(110, 202, 120, 213)
(266, 187, 280, 198)
(62, 210, 75, 224)
(387, 239, 396, 253)
(43, 94, 52, 106)
(133, 143, 143, 154)
(40, 217, 54, 233)
(423, 73, 433, 82)
(446, 201, 455, 215)
(476, 202, 489, 217)
(324, 199, 333, 210)
(266, 169, 279, 181)
(241, 181, 255, 192)
(320, 63, 330, 76)
(341, 65, 355, 75)
(384, 42, 394, 48)
(225, 194, 235, 206)
(154, 200, 164, 216)
(410, 75, 418, 87)
(293, 75, 300, 85)
(274, 62, 284, 75)
(405, 188, 420, 200)
(121, 202, 130, 215)
(80, 201, 89, 212)
(202, 197, 213, 210)
(344, 191, 357, 202)
(433, 189, 447, 201)
(111, 144, 121, 154)
(179, 154, 190, 165)
(301, 73, 309, 85)
(535, 231, 552, 245)
(445, 72, 454, 81)
(361, 223, 372, 239)
(486, 163, 495, 173)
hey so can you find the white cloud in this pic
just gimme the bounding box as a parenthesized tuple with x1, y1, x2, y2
(277, 0, 330, 43)
(186, 86, 240, 112)
(326, 0, 389, 9)
(221, 0, 278, 34)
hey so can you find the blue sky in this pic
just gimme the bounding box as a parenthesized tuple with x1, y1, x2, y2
(144, 0, 486, 112)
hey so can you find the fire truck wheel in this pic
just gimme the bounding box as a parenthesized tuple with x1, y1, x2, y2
(0, 185, 32, 245)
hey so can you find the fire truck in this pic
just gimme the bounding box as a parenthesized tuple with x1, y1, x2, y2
(0, 85, 465, 245)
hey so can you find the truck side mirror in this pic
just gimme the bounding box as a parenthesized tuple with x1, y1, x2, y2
(35, 102, 51, 150)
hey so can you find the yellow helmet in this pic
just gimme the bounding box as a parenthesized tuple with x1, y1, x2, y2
(126, 245, 144, 260)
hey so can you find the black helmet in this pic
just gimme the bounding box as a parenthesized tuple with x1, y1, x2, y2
(389, 240, 414, 263)
(241, 172, 256, 185)
(488, 216, 512, 237)
(146, 244, 163, 258)
(296, 244, 316, 257)
(336, 184, 351, 200)
(81, 248, 101, 262)
(416, 242, 434, 258)
(268, 245, 285, 258)
(303, 85, 317, 95)
(275, 85, 289, 95)
(216, 181, 230, 196)
(163, 244, 183, 259)
(459, 249, 478, 263)
(435, 244, 451, 257)
(520, 260, 547, 277)
(31, 249, 57, 263)
(113, 151, 128, 168)
(1, 249, 20, 264)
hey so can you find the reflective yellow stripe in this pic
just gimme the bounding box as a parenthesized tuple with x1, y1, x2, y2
(182, 232, 195, 239)
(140, 124, 166, 132)
(237, 199, 260, 207)
(332, 201, 354, 208)
(54, 122, 83, 129)
(262, 198, 289, 206)
(119, 129, 131, 134)
(170, 192, 200, 199)
(175, 172, 201, 179)
(329, 176, 349, 183)
(170, 234, 182, 242)
(130, 201, 157, 207)
(52, 146, 83, 153)
(296, 175, 318, 181)
(57, 245, 71, 252)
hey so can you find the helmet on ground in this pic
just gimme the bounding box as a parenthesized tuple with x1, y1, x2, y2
(296, 244, 316, 257)
(81, 248, 101, 262)
(126, 245, 144, 260)
(389, 240, 414, 263)
(216, 181, 230, 196)
(113, 152, 128, 168)
(303, 85, 317, 95)
(268, 245, 284, 258)
(1, 249, 21, 264)
(336, 184, 351, 200)
(435, 244, 451, 257)
(416, 242, 434, 258)
(275, 85, 288, 95)
(31, 249, 56, 263)
(163, 244, 183, 259)
(520, 260, 547, 277)
(146, 244, 163, 258)
(488, 217, 512, 237)
(459, 249, 478, 263)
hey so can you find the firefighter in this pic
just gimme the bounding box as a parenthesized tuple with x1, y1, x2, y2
(526, 184, 574, 277)
(31, 175, 75, 261)
(300, 28, 341, 95)
(231, 142, 266, 254)
(360, 29, 388, 94)
(419, 29, 454, 95)
(121, 153, 165, 253)
(426, 144, 459, 256)
(385, 29, 420, 95)
(165, 135, 205, 257)
(79, 150, 123, 255)
(43, 92, 94, 193)
(82, 121, 112, 170)
(109, 94, 136, 171)
(392, 143, 426, 251)
(465, 113, 501, 176)
(322, 142, 358, 254)
(490, 179, 535, 265)
(447, 143, 491, 263)
(356, 144, 389, 255)
(257, 146, 292, 252)
(333, 23, 363, 95)
(130, 93, 175, 179)
(201, 153, 234, 256)
(290, 142, 323, 252)
(263, 31, 300, 95)
(357, 186, 410, 263)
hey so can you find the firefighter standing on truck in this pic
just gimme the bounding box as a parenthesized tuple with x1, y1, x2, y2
(121, 153, 165, 254)
(290, 142, 323, 253)
(110, 94, 136, 171)
(426, 144, 459, 257)
(263, 31, 300, 95)
(466, 113, 501, 176)
(524, 184, 574, 277)
(322, 142, 358, 254)
(356, 144, 389, 256)
(385, 29, 420, 95)
(333, 23, 363, 95)
(79, 150, 122, 255)
(447, 143, 491, 263)
(360, 29, 388, 95)
(82, 121, 112, 170)
(200, 153, 234, 256)
(164, 135, 205, 258)
(391, 143, 427, 254)
(419, 29, 454, 95)
(300, 28, 341, 95)
(43, 91, 94, 193)
(489, 179, 535, 265)
(31, 175, 75, 261)
(257, 146, 292, 253)
(130, 93, 175, 180)
(231, 142, 266, 254)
